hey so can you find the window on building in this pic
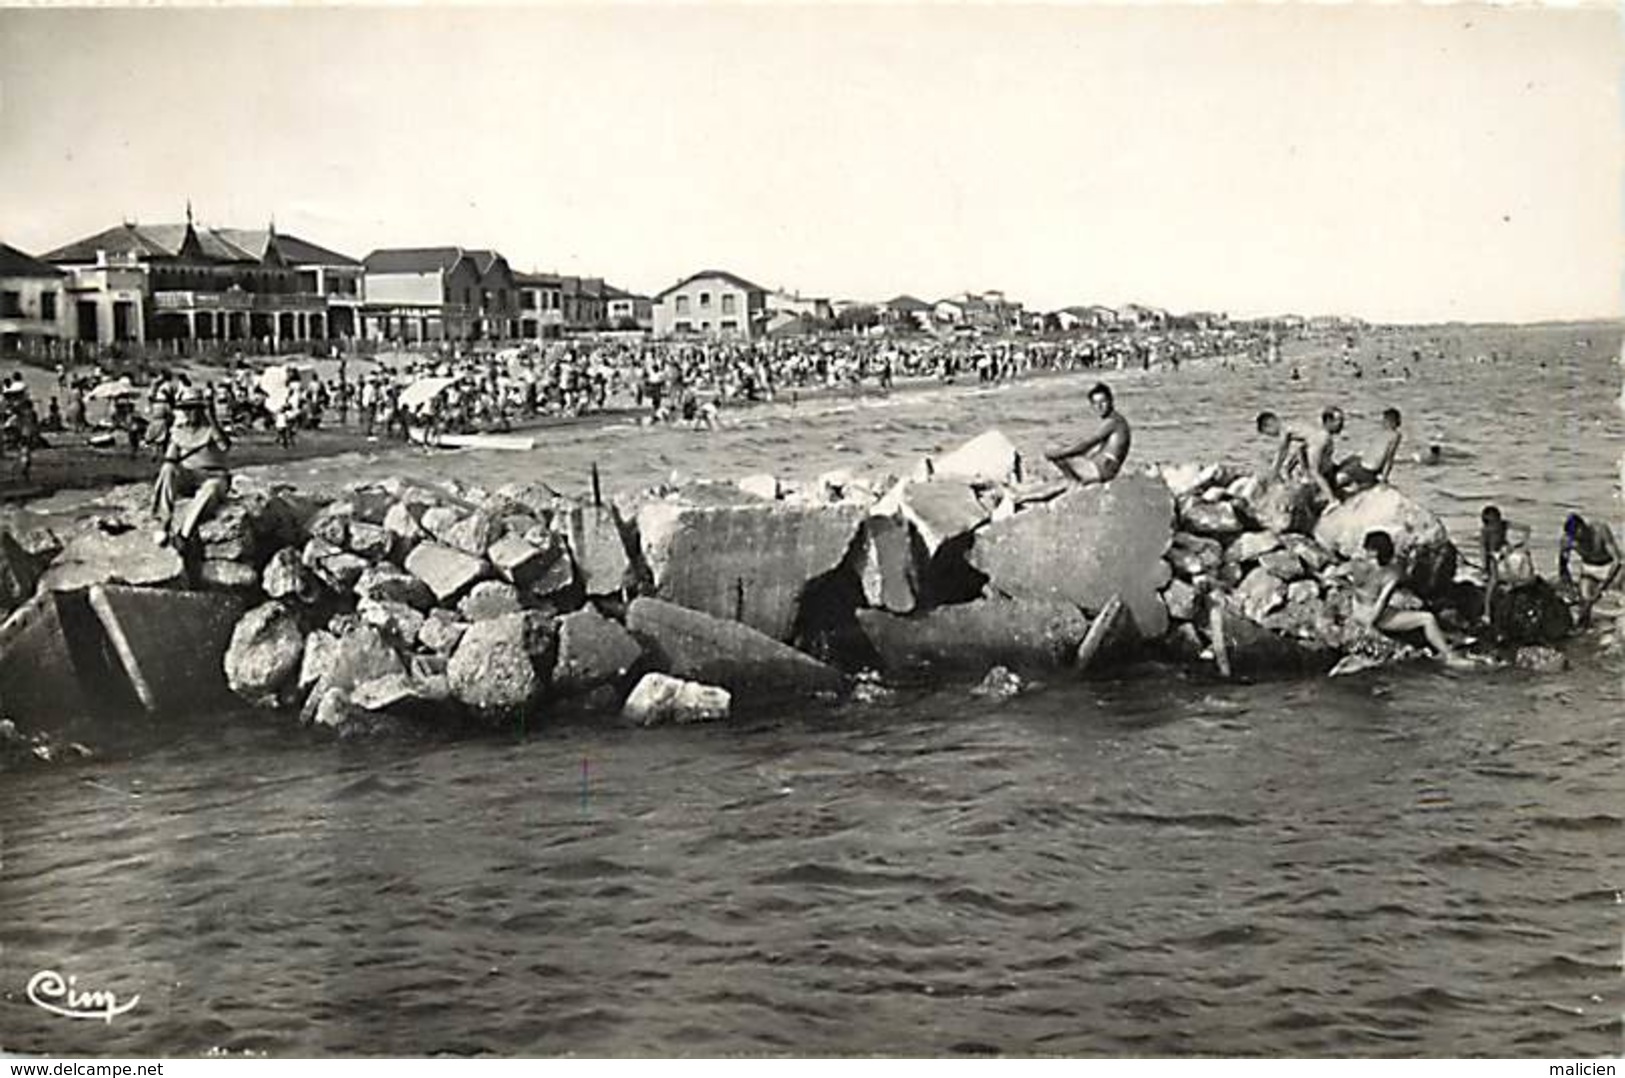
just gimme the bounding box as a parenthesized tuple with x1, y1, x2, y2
(463, 288, 473, 308)
(701, 321, 711, 331)
(674, 321, 693, 334)
(699, 291, 712, 308)
(721, 320, 738, 333)
(0, 292, 21, 318)
(41, 292, 57, 322)
(521, 291, 536, 310)
(721, 294, 736, 315)
(675, 296, 690, 316)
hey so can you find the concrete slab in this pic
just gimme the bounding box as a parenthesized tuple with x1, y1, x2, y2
(626, 596, 846, 695)
(857, 596, 1092, 673)
(636, 502, 865, 642)
(0, 590, 134, 729)
(88, 585, 244, 715)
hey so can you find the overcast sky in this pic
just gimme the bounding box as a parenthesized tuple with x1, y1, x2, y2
(0, 5, 1618, 322)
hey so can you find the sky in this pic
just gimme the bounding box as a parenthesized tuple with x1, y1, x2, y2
(0, 4, 1619, 323)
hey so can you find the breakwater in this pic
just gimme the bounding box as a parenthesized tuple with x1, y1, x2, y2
(0, 424, 1585, 746)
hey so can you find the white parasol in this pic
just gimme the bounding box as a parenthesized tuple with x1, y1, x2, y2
(398, 376, 459, 411)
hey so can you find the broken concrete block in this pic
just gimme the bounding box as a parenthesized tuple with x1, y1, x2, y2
(447, 611, 556, 718)
(1178, 498, 1246, 538)
(40, 527, 185, 593)
(346, 521, 394, 561)
(1257, 549, 1307, 582)
(855, 514, 920, 614)
(301, 624, 406, 721)
(857, 596, 1093, 672)
(626, 596, 846, 695)
(383, 502, 427, 549)
(933, 430, 1022, 486)
(635, 501, 865, 642)
(487, 534, 545, 587)
(298, 630, 340, 692)
(417, 610, 470, 655)
(307, 504, 352, 549)
(1163, 577, 1199, 622)
(883, 479, 988, 560)
(1226, 530, 1283, 565)
(354, 564, 435, 610)
(357, 598, 426, 648)
(554, 504, 631, 597)
(551, 606, 645, 697)
(263, 547, 317, 602)
(319, 551, 370, 593)
(88, 585, 243, 715)
(404, 542, 490, 603)
(0, 590, 133, 728)
(967, 473, 1174, 639)
(458, 580, 523, 621)
(224, 601, 306, 705)
(442, 511, 503, 558)
(622, 672, 730, 726)
(420, 505, 464, 544)
(1235, 566, 1289, 622)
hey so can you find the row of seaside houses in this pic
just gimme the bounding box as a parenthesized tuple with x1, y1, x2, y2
(1, 214, 1358, 356)
(0, 215, 655, 355)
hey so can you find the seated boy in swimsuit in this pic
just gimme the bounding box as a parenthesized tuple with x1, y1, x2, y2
(1337, 407, 1404, 493)
(1559, 512, 1621, 628)
(1479, 505, 1534, 627)
(1045, 381, 1130, 487)
(1357, 530, 1472, 667)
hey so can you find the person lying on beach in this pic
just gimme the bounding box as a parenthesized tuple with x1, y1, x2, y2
(1255, 411, 1309, 480)
(1355, 530, 1472, 668)
(1044, 382, 1130, 487)
(1559, 512, 1621, 628)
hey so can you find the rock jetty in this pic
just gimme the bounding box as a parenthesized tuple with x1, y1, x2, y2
(0, 429, 1571, 743)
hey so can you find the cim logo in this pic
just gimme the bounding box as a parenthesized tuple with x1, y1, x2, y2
(26, 970, 139, 1023)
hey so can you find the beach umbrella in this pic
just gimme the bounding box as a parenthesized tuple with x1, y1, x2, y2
(87, 377, 136, 401)
(398, 376, 458, 411)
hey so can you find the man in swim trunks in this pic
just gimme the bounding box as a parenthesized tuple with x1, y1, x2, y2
(1336, 406, 1404, 494)
(1558, 512, 1621, 628)
(1255, 410, 1309, 480)
(1304, 406, 1345, 507)
(1045, 381, 1130, 487)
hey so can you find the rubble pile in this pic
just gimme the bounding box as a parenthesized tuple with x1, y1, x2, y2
(0, 427, 1577, 744)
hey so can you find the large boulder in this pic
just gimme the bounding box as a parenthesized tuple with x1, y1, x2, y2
(39, 526, 185, 593)
(224, 601, 306, 705)
(932, 430, 1022, 486)
(404, 542, 490, 603)
(625, 596, 846, 695)
(966, 473, 1174, 639)
(1234, 566, 1289, 622)
(550, 606, 645, 697)
(417, 610, 470, 655)
(1315, 486, 1458, 597)
(635, 501, 865, 642)
(857, 596, 1092, 673)
(1226, 530, 1282, 565)
(442, 511, 504, 558)
(262, 547, 318, 603)
(446, 611, 556, 718)
(622, 672, 730, 726)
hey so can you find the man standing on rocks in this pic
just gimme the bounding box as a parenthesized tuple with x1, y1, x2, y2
(152, 386, 232, 547)
(1306, 406, 1345, 507)
(1044, 381, 1131, 487)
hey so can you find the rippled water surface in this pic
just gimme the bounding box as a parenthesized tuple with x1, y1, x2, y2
(1, 326, 1621, 1056)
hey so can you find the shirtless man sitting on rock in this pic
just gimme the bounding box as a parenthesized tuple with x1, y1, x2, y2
(1045, 382, 1131, 488)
